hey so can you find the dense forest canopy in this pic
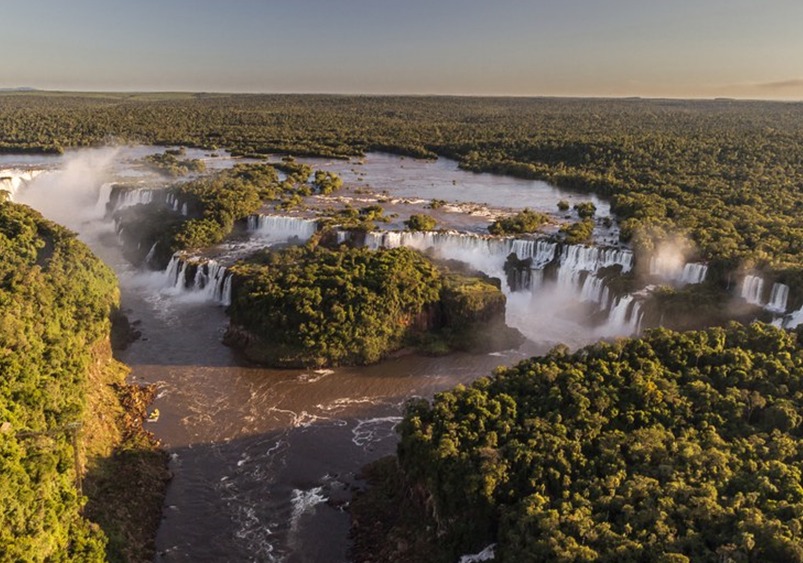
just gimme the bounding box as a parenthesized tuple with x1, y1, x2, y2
(2, 93, 803, 271)
(224, 243, 519, 367)
(0, 202, 118, 559)
(0, 200, 167, 561)
(398, 323, 803, 562)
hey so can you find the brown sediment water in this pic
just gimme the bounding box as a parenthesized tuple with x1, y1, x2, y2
(115, 279, 535, 561)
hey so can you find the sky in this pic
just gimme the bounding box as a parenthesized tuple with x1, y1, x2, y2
(2, 0, 803, 100)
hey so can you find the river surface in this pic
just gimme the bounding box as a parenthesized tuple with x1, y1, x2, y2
(5, 147, 598, 561)
(280, 152, 611, 217)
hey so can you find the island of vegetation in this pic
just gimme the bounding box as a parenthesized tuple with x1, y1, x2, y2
(110, 158, 523, 369)
(488, 208, 549, 236)
(0, 201, 169, 561)
(224, 241, 523, 367)
(141, 147, 206, 177)
(352, 323, 803, 562)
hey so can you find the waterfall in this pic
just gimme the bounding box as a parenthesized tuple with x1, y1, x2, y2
(113, 187, 157, 210)
(221, 274, 233, 307)
(596, 295, 643, 337)
(144, 242, 158, 267)
(364, 229, 642, 340)
(166, 192, 182, 212)
(95, 182, 114, 214)
(560, 245, 633, 274)
(766, 283, 789, 314)
(679, 263, 708, 285)
(608, 296, 631, 327)
(579, 275, 611, 307)
(247, 215, 318, 241)
(740, 275, 765, 306)
(0, 169, 42, 201)
(364, 231, 566, 279)
(163, 253, 231, 305)
(164, 254, 187, 289)
(650, 256, 707, 285)
(784, 307, 803, 329)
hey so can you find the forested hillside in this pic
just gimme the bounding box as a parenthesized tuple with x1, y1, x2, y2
(396, 323, 803, 562)
(0, 201, 167, 561)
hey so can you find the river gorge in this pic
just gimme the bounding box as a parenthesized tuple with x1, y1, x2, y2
(2, 146, 798, 561)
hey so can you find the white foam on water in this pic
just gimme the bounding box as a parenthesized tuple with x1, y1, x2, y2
(289, 487, 328, 534)
(459, 544, 496, 563)
(315, 397, 380, 413)
(351, 416, 403, 448)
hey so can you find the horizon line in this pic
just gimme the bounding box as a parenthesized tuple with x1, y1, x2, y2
(1, 88, 802, 104)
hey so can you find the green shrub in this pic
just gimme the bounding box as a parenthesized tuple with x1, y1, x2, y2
(404, 214, 437, 231)
(488, 208, 548, 235)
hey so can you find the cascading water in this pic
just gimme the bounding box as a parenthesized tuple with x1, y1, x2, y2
(579, 275, 611, 308)
(163, 254, 233, 305)
(767, 282, 789, 314)
(679, 263, 708, 285)
(112, 187, 158, 211)
(365, 230, 561, 279)
(247, 214, 318, 241)
(0, 169, 42, 201)
(603, 295, 642, 335)
(364, 230, 642, 340)
(649, 256, 708, 285)
(560, 244, 633, 274)
(783, 307, 803, 329)
(95, 182, 114, 214)
(144, 242, 159, 267)
(166, 193, 177, 211)
(741, 275, 765, 306)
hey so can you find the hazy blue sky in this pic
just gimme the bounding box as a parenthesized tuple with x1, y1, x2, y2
(2, 0, 802, 99)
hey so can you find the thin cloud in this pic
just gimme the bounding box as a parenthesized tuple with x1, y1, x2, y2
(755, 78, 803, 90)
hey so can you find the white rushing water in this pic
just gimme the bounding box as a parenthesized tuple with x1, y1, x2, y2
(247, 214, 318, 241)
(459, 544, 497, 563)
(163, 254, 233, 306)
(740, 275, 790, 315)
(365, 229, 642, 344)
(114, 187, 157, 210)
(767, 282, 790, 314)
(679, 263, 708, 285)
(649, 255, 708, 286)
(741, 274, 765, 306)
(0, 169, 44, 201)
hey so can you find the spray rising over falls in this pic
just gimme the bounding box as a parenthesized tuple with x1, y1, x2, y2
(11, 148, 120, 233)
